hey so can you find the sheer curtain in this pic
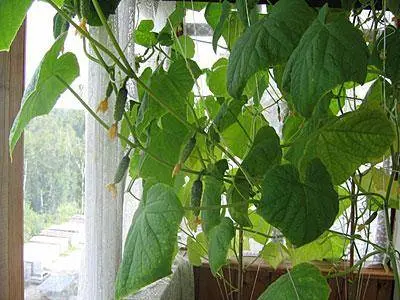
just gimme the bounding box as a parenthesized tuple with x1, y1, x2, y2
(78, 1, 134, 299)
(79, 1, 194, 299)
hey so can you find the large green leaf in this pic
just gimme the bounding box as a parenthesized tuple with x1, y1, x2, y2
(371, 26, 400, 84)
(258, 263, 330, 300)
(136, 59, 201, 133)
(227, 0, 316, 98)
(228, 126, 282, 226)
(289, 232, 346, 266)
(211, 0, 230, 52)
(187, 232, 208, 267)
(206, 58, 230, 98)
(221, 108, 268, 158)
(227, 179, 252, 227)
(246, 211, 270, 244)
(80, 0, 121, 26)
(115, 184, 183, 299)
(172, 35, 195, 59)
(160, 5, 185, 35)
(236, 0, 258, 27)
(207, 58, 269, 102)
(133, 20, 158, 47)
(0, 0, 32, 51)
(9, 33, 79, 154)
(139, 115, 189, 185)
(360, 78, 393, 111)
(260, 242, 287, 269)
(285, 112, 334, 168)
(201, 160, 228, 235)
(212, 97, 246, 132)
(177, 1, 207, 11)
(239, 126, 282, 181)
(359, 167, 400, 210)
(303, 108, 395, 184)
(201, 176, 223, 236)
(283, 6, 368, 117)
(258, 159, 338, 247)
(208, 217, 235, 275)
(205, 2, 244, 51)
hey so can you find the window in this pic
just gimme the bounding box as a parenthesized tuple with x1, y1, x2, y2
(23, 2, 87, 299)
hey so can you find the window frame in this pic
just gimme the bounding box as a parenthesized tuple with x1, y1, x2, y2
(0, 24, 25, 299)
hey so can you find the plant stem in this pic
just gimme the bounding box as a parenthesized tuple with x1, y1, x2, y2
(46, 0, 130, 75)
(90, 0, 198, 133)
(184, 202, 251, 212)
(349, 179, 356, 271)
(383, 148, 400, 290)
(239, 227, 280, 240)
(91, 0, 135, 75)
(328, 229, 385, 252)
(238, 227, 244, 300)
(326, 250, 381, 279)
(55, 75, 136, 149)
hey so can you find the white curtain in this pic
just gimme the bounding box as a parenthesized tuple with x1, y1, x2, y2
(79, 1, 194, 299)
(78, 1, 135, 299)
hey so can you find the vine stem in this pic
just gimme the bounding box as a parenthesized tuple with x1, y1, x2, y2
(238, 227, 244, 300)
(349, 178, 356, 274)
(383, 147, 400, 289)
(55, 75, 137, 149)
(91, 0, 134, 75)
(49, 0, 195, 134)
(183, 201, 252, 212)
(46, 0, 130, 75)
(326, 250, 381, 279)
(90, 0, 199, 132)
(238, 227, 281, 240)
(328, 230, 385, 252)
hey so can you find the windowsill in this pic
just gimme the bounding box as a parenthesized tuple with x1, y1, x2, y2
(197, 257, 395, 281)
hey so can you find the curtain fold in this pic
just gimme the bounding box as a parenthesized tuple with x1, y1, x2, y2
(78, 1, 134, 298)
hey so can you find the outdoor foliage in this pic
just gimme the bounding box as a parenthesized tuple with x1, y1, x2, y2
(3, 0, 400, 299)
(24, 109, 85, 214)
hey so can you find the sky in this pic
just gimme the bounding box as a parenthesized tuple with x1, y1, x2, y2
(26, 1, 88, 110)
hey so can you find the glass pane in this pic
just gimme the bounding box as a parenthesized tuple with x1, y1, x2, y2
(23, 2, 87, 299)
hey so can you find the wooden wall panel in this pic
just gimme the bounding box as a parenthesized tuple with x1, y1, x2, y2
(0, 25, 25, 300)
(194, 259, 394, 300)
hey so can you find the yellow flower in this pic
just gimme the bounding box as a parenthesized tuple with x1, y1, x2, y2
(172, 163, 181, 177)
(106, 184, 117, 199)
(108, 122, 118, 140)
(96, 98, 109, 113)
(76, 18, 88, 36)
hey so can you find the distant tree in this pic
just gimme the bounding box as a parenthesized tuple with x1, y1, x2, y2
(24, 109, 85, 214)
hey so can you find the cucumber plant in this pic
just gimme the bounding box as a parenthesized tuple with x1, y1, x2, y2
(3, 0, 400, 299)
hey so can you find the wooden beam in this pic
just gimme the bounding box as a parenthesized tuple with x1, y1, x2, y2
(0, 24, 25, 300)
(164, 0, 384, 9)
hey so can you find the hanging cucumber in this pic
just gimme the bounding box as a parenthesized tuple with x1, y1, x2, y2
(106, 81, 114, 98)
(114, 82, 128, 122)
(53, 13, 70, 39)
(107, 150, 131, 198)
(191, 178, 203, 217)
(114, 151, 131, 184)
(53, 0, 79, 39)
(80, 0, 122, 27)
(172, 134, 197, 177)
(180, 135, 196, 164)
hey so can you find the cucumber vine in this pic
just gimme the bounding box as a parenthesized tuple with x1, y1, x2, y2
(3, 0, 400, 299)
